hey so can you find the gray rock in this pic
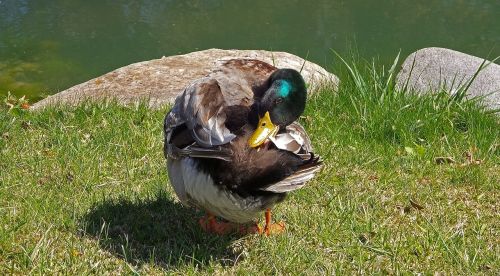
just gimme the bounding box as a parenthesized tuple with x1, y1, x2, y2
(396, 47, 500, 110)
(32, 49, 338, 109)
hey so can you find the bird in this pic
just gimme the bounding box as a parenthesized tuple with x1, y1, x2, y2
(163, 59, 322, 235)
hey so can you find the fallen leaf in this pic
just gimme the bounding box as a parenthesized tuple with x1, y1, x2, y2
(410, 199, 424, 210)
(359, 231, 378, 244)
(38, 176, 51, 186)
(435, 156, 455, 165)
(404, 146, 415, 156)
(464, 151, 472, 161)
(42, 149, 55, 157)
(460, 148, 483, 166)
(66, 172, 74, 182)
(358, 234, 368, 244)
(418, 177, 431, 185)
(479, 264, 491, 271)
(21, 121, 32, 129)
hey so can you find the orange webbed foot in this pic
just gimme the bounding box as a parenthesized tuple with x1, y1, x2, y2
(198, 210, 286, 236)
(199, 214, 236, 235)
(264, 221, 286, 235)
(262, 209, 286, 236)
(237, 222, 262, 235)
(236, 221, 285, 235)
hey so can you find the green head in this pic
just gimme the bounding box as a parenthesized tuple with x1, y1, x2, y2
(259, 68, 307, 127)
(249, 69, 307, 148)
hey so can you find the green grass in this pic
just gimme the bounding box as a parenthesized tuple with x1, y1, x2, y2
(1, 58, 498, 274)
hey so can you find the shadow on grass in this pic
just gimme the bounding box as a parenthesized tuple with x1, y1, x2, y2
(80, 191, 246, 270)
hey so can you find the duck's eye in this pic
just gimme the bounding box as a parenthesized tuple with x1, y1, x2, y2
(261, 122, 266, 126)
(275, 97, 284, 105)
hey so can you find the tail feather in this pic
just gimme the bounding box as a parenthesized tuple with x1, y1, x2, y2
(259, 153, 322, 193)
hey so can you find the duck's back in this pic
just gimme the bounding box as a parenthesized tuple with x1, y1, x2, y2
(164, 59, 277, 149)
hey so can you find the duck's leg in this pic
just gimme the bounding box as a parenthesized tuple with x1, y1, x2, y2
(199, 212, 236, 235)
(263, 208, 285, 236)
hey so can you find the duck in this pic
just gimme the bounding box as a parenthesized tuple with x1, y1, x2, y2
(163, 59, 322, 235)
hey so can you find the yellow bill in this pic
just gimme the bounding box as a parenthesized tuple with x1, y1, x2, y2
(248, 111, 279, 148)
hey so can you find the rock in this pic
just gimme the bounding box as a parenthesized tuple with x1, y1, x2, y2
(32, 49, 338, 109)
(396, 47, 500, 110)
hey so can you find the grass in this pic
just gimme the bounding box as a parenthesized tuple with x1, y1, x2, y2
(0, 57, 499, 274)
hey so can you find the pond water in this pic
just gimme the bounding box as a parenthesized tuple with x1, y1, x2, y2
(1, 0, 499, 101)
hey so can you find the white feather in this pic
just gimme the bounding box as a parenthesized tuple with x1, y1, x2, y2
(175, 158, 266, 223)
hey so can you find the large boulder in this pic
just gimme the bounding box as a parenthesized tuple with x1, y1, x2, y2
(32, 49, 338, 109)
(396, 47, 500, 110)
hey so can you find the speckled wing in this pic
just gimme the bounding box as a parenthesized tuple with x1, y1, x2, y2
(164, 59, 277, 149)
(164, 77, 235, 148)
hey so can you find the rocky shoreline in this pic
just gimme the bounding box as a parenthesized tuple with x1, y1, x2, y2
(32, 47, 499, 110)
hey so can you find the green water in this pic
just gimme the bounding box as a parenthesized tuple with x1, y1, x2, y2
(1, 0, 499, 102)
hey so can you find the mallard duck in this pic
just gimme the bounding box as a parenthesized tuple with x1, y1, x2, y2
(163, 59, 322, 235)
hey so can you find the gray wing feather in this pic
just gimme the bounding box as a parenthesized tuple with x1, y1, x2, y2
(167, 77, 237, 147)
(165, 59, 274, 150)
(166, 143, 233, 161)
(187, 78, 235, 146)
(259, 163, 322, 193)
